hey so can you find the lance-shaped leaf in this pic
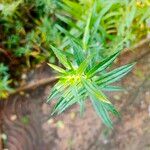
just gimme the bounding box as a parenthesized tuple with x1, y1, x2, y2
(56, 24, 76, 40)
(82, 78, 110, 103)
(83, 10, 92, 50)
(62, 0, 83, 19)
(50, 45, 71, 69)
(71, 39, 85, 66)
(77, 59, 89, 75)
(78, 99, 85, 116)
(48, 63, 66, 73)
(52, 83, 86, 115)
(51, 86, 73, 114)
(72, 83, 85, 116)
(96, 63, 135, 86)
(47, 81, 69, 102)
(87, 51, 120, 78)
(101, 85, 124, 92)
(56, 14, 81, 31)
(91, 96, 113, 128)
(102, 102, 120, 117)
(58, 90, 86, 115)
(93, 1, 114, 36)
(77, 53, 96, 74)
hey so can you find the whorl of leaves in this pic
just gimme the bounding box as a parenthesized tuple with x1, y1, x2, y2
(47, 38, 135, 127)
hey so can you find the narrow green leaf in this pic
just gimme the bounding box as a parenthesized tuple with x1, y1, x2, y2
(82, 78, 110, 103)
(56, 14, 81, 31)
(96, 63, 135, 86)
(77, 59, 89, 75)
(56, 24, 76, 40)
(58, 97, 75, 114)
(58, 92, 86, 115)
(72, 84, 80, 103)
(102, 102, 120, 117)
(50, 45, 71, 69)
(87, 51, 120, 78)
(78, 99, 85, 117)
(51, 98, 66, 115)
(51, 87, 72, 114)
(103, 11, 121, 21)
(58, 1, 82, 19)
(125, 2, 136, 28)
(77, 53, 96, 74)
(72, 83, 85, 116)
(101, 85, 124, 92)
(48, 63, 65, 73)
(91, 97, 113, 128)
(47, 80, 69, 102)
(71, 39, 85, 65)
(93, 2, 113, 36)
(83, 10, 92, 50)
(52, 85, 86, 115)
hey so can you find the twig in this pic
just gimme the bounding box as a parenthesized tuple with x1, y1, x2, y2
(0, 48, 5, 54)
(9, 76, 58, 96)
(0, 48, 12, 60)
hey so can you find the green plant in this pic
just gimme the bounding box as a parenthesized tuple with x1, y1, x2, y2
(47, 37, 135, 127)
(0, 64, 12, 98)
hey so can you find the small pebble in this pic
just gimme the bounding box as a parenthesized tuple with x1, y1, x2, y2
(148, 105, 150, 117)
(10, 114, 17, 121)
(113, 95, 120, 100)
(140, 101, 145, 109)
(1, 133, 7, 141)
(57, 121, 65, 129)
(21, 73, 27, 80)
(47, 118, 54, 124)
(70, 112, 76, 120)
(19, 91, 25, 95)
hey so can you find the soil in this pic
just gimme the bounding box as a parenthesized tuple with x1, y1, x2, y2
(0, 43, 150, 150)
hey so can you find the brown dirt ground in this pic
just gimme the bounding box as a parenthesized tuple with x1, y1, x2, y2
(0, 43, 150, 150)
